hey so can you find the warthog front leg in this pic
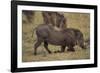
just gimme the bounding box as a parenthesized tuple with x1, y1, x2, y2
(54, 46, 66, 53)
(67, 45, 75, 52)
(61, 46, 66, 52)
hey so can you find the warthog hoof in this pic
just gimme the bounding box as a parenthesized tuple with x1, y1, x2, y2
(67, 48, 75, 52)
(54, 50, 61, 53)
(49, 52, 52, 54)
(34, 53, 37, 55)
(47, 51, 52, 54)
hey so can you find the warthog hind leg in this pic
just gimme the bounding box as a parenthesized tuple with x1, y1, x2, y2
(44, 41, 51, 54)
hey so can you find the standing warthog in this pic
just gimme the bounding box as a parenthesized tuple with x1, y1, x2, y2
(33, 24, 86, 55)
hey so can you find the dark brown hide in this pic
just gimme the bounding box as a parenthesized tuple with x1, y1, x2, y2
(34, 24, 86, 55)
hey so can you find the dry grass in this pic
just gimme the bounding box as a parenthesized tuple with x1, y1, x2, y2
(22, 11, 90, 62)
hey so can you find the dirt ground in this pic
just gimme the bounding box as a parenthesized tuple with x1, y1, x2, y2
(22, 11, 90, 62)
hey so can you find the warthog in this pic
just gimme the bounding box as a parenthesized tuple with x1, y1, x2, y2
(33, 24, 86, 55)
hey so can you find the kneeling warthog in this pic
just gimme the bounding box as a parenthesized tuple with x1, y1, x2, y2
(33, 24, 86, 55)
